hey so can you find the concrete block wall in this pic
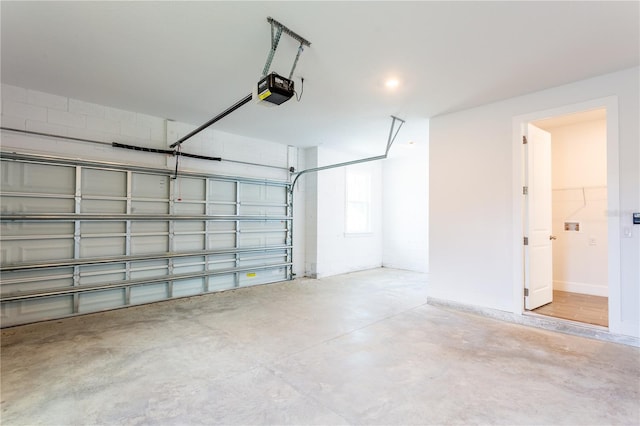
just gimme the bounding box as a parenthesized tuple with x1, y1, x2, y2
(2, 85, 164, 143)
(1, 84, 296, 178)
(1, 84, 168, 168)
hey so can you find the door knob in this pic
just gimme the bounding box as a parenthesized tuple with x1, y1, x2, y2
(549, 235, 557, 240)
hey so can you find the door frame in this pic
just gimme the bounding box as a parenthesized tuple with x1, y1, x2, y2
(511, 96, 620, 333)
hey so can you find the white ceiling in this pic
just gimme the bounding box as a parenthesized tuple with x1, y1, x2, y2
(1, 1, 638, 153)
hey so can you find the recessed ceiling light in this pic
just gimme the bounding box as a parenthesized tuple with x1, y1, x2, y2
(385, 78, 400, 89)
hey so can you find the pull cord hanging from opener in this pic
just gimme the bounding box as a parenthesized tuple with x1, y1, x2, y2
(172, 144, 181, 180)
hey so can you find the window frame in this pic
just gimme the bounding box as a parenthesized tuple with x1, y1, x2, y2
(344, 166, 373, 236)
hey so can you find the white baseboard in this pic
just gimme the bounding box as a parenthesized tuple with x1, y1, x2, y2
(553, 280, 608, 297)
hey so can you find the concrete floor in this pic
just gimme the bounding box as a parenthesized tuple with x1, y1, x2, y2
(1, 268, 638, 425)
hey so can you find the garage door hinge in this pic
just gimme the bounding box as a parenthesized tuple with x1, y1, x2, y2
(523, 186, 528, 195)
(523, 136, 528, 144)
(523, 236, 529, 245)
(524, 288, 529, 297)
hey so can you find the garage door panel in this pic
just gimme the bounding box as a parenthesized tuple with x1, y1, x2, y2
(238, 223, 287, 247)
(131, 221, 168, 234)
(1, 196, 74, 213)
(80, 237, 125, 258)
(173, 278, 204, 297)
(209, 222, 235, 232)
(79, 289, 126, 313)
(240, 183, 283, 203)
(1, 296, 74, 326)
(206, 255, 236, 271)
(208, 204, 236, 215)
(174, 202, 205, 215)
(238, 234, 286, 247)
(1, 162, 74, 194)
(1, 271, 73, 295)
(239, 221, 286, 231)
(238, 252, 288, 268)
(81, 221, 126, 235)
(131, 235, 169, 255)
(174, 234, 205, 252)
(264, 185, 286, 202)
(82, 200, 126, 214)
(131, 201, 168, 214)
(239, 267, 287, 286)
(2, 239, 74, 263)
(174, 221, 205, 233)
(208, 274, 236, 292)
(1, 156, 292, 327)
(130, 260, 168, 280)
(82, 169, 126, 197)
(209, 181, 236, 201)
(239, 258, 288, 269)
(1, 222, 73, 237)
(79, 263, 126, 285)
(130, 283, 168, 305)
(175, 177, 205, 200)
(239, 182, 285, 201)
(131, 173, 169, 199)
(240, 205, 287, 216)
(173, 256, 205, 274)
(207, 234, 236, 250)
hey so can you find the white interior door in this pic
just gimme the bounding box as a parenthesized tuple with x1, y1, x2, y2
(524, 123, 554, 310)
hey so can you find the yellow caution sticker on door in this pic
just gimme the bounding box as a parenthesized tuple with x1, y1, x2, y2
(246, 272, 257, 278)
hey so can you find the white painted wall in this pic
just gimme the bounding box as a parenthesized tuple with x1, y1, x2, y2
(302, 146, 383, 278)
(548, 119, 608, 296)
(0, 83, 307, 276)
(429, 67, 639, 338)
(382, 138, 429, 273)
(550, 119, 608, 188)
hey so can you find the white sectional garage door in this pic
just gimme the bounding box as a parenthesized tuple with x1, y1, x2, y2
(0, 153, 292, 327)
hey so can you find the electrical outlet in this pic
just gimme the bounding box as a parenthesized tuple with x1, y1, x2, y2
(623, 227, 632, 238)
(589, 236, 596, 246)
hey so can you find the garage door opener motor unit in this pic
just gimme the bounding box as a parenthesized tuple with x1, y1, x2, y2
(257, 73, 294, 105)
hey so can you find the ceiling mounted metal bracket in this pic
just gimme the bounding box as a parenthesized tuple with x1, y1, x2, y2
(385, 115, 405, 156)
(262, 16, 312, 78)
(288, 44, 305, 80)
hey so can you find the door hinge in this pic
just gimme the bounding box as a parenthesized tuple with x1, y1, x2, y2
(522, 135, 528, 144)
(523, 236, 529, 245)
(523, 186, 528, 195)
(524, 288, 529, 297)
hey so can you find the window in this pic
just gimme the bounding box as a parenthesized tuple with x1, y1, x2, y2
(345, 167, 372, 234)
